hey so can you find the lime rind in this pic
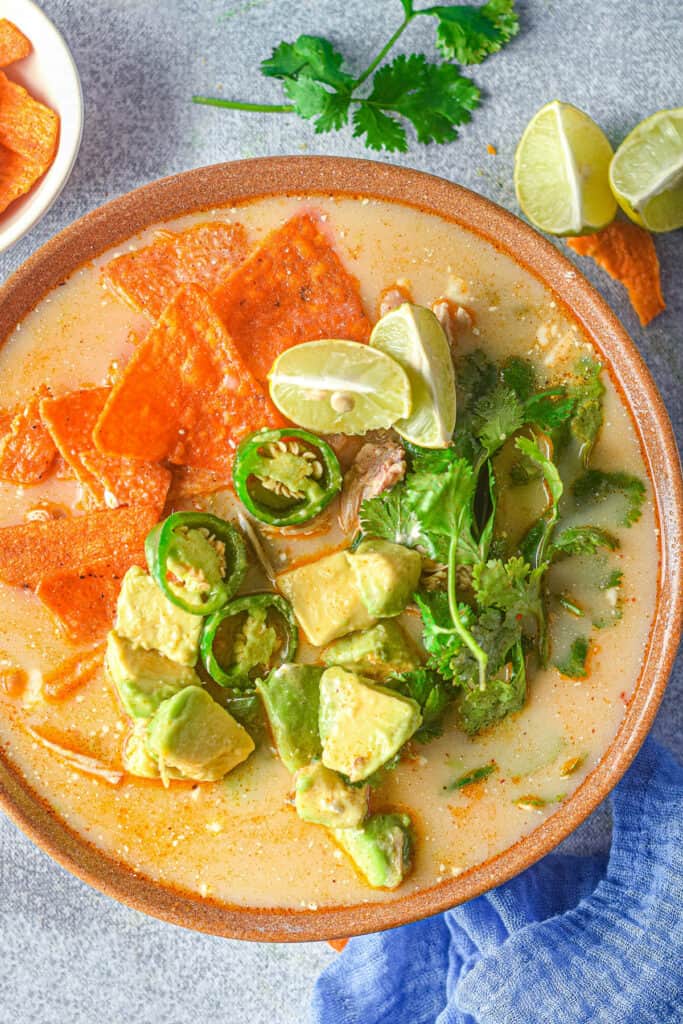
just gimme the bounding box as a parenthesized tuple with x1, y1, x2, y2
(268, 339, 412, 435)
(609, 107, 683, 232)
(370, 303, 456, 449)
(514, 100, 617, 236)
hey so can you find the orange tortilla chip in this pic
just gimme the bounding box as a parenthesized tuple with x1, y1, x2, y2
(567, 222, 666, 326)
(41, 387, 169, 509)
(0, 388, 57, 484)
(0, 142, 41, 213)
(37, 559, 128, 645)
(0, 20, 31, 67)
(0, 70, 58, 167)
(212, 213, 371, 382)
(81, 450, 171, 511)
(0, 503, 158, 589)
(102, 221, 249, 319)
(167, 465, 231, 503)
(94, 284, 285, 473)
(41, 643, 106, 701)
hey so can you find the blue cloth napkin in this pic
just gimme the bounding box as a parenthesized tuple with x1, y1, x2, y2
(312, 737, 683, 1024)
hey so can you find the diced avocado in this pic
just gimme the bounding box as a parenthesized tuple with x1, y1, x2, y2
(147, 685, 254, 782)
(294, 762, 368, 829)
(122, 721, 186, 780)
(165, 525, 227, 603)
(323, 620, 420, 680)
(105, 631, 199, 719)
(349, 539, 422, 617)
(122, 721, 162, 779)
(115, 565, 202, 666)
(332, 813, 413, 889)
(277, 551, 376, 646)
(319, 667, 422, 782)
(256, 664, 323, 772)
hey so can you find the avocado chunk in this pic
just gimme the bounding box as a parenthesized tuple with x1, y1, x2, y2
(332, 812, 413, 889)
(319, 667, 422, 782)
(294, 762, 368, 829)
(256, 664, 323, 772)
(116, 565, 202, 666)
(147, 685, 254, 782)
(122, 721, 162, 778)
(349, 539, 422, 618)
(323, 620, 420, 680)
(105, 631, 199, 719)
(122, 721, 186, 780)
(277, 550, 376, 646)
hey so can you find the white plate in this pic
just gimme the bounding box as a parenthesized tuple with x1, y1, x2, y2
(0, 0, 83, 252)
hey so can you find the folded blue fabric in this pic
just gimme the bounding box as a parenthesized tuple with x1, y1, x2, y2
(312, 737, 683, 1024)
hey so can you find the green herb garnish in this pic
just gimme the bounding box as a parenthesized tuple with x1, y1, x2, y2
(572, 469, 646, 526)
(554, 636, 590, 679)
(193, 1, 519, 152)
(446, 761, 496, 790)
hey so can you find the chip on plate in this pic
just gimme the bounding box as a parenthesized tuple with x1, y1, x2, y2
(0, 20, 31, 67)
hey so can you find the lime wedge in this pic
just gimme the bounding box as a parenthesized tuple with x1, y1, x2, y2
(268, 340, 412, 435)
(515, 101, 617, 235)
(609, 108, 683, 232)
(370, 303, 456, 448)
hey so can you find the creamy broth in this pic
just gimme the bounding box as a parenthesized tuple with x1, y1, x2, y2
(0, 195, 657, 909)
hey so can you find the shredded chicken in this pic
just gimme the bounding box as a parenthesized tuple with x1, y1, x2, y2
(323, 433, 365, 470)
(378, 279, 413, 319)
(431, 297, 473, 357)
(339, 431, 406, 533)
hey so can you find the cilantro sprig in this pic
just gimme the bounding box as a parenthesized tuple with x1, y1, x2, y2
(193, 1, 519, 152)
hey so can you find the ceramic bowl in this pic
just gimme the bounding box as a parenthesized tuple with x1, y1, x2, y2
(0, 158, 680, 942)
(0, 0, 83, 253)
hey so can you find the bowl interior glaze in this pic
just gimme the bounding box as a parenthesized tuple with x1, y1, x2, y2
(0, 157, 680, 942)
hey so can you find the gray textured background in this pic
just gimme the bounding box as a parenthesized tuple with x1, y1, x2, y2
(0, 2, 681, 1021)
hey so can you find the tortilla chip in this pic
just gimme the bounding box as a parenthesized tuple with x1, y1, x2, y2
(567, 222, 666, 326)
(94, 284, 285, 473)
(37, 560, 127, 645)
(41, 643, 106, 701)
(80, 450, 171, 511)
(212, 213, 371, 382)
(41, 387, 170, 509)
(0, 503, 158, 589)
(0, 20, 31, 67)
(0, 142, 40, 213)
(0, 388, 57, 484)
(102, 221, 249, 319)
(167, 465, 231, 503)
(0, 70, 58, 168)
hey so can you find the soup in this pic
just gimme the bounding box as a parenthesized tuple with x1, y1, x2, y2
(0, 195, 657, 910)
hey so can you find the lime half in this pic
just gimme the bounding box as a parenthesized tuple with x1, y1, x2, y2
(515, 101, 617, 235)
(609, 108, 683, 232)
(268, 340, 412, 435)
(370, 303, 456, 448)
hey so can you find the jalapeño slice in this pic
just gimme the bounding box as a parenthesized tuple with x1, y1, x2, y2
(233, 427, 341, 527)
(200, 593, 298, 688)
(145, 512, 247, 616)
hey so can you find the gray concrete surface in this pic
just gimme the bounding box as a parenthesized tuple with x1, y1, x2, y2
(0, 1, 680, 1021)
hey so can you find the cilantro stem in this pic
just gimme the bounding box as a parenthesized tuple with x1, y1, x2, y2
(447, 534, 488, 689)
(352, 14, 413, 88)
(192, 96, 295, 113)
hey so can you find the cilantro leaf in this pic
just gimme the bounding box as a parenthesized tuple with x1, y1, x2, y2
(572, 469, 646, 527)
(456, 640, 526, 735)
(472, 556, 545, 620)
(554, 636, 590, 679)
(524, 389, 575, 432)
(472, 383, 525, 456)
(568, 357, 605, 466)
(404, 442, 459, 473)
(390, 667, 453, 743)
(550, 525, 619, 558)
(261, 35, 353, 90)
(352, 104, 407, 153)
(282, 77, 349, 127)
(424, 0, 520, 65)
(354, 55, 479, 151)
(502, 356, 536, 401)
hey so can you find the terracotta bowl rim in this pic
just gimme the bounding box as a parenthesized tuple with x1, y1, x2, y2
(0, 156, 680, 943)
